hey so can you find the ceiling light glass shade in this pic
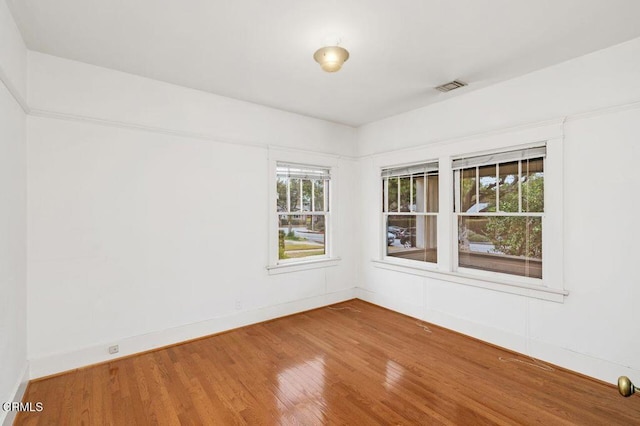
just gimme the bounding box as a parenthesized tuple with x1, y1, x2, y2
(313, 46, 349, 72)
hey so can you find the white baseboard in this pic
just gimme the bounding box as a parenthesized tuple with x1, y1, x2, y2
(29, 288, 356, 379)
(1, 363, 29, 426)
(355, 287, 425, 319)
(28, 285, 637, 386)
(356, 287, 639, 385)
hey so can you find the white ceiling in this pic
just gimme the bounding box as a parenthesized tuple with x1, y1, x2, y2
(8, 0, 640, 127)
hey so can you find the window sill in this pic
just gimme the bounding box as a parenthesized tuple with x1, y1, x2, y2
(267, 257, 341, 275)
(371, 259, 568, 303)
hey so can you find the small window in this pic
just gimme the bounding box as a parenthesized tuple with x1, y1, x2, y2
(277, 163, 330, 262)
(382, 162, 439, 263)
(453, 146, 545, 279)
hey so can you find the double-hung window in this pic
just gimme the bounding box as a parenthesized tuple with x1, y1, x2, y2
(382, 162, 439, 263)
(453, 146, 545, 279)
(376, 135, 563, 301)
(276, 162, 330, 262)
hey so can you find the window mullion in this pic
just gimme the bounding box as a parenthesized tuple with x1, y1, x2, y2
(518, 160, 522, 213)
(310, 180, 314, 211)
(453, 170, 462, 213)
(424, 172, 427, 212)
(324, 180, 328, 212)
(397, 178, 400, 212)
(475, 166, 479, 211)
(384, 178, 389, 212)
(410, 175, 413, 212)
(496, 163, 500, 213)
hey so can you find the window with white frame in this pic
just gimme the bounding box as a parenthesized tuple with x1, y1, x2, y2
(382, 162, 439, 263)
(276, 162, 330, 262)
(453, 146, 545, 279)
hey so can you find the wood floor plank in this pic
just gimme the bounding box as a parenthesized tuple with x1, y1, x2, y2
(15, 299, 640, 425)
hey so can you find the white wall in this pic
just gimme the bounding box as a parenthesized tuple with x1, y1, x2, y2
(356, 37, 640, 383)
(28, 53, 357, 157)
(0, 0, 26, 101)
(357, 37, 640, 157)
(16, 18, 640, 389)
(26, 52, 359, 377)
(0, 1, 28, 424)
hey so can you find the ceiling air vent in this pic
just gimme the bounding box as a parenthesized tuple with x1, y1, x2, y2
(435, 80, 467, 93)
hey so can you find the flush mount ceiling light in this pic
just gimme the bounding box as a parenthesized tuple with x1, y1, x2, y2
(313, 46, 350, 72)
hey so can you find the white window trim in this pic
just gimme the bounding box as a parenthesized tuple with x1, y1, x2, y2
(371, 259, 566, 302)
(267, 149, 341, 274)
(267, 257, 342, 274)
(381, 160, 440, 267)
(452, 149, 546, 285)
(373, 125, 567, 302)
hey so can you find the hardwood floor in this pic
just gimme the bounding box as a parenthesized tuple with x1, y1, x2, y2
(16, 300, 640, 425)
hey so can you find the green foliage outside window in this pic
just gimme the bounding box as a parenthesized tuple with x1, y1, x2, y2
(485, 174, 543, 258)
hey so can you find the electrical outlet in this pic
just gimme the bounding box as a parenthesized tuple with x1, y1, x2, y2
(235, 300, 242, 310)
(108, 345, 119, 354)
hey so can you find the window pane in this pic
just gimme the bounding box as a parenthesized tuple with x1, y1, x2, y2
(461, 168, 477, 213)
(522, 158, 544, 213)
(325, 181, 330, 212)
(427, 174, 439, 213)
(289, 179, 301, 212)
(478, 165, 497, 212)
(399, 177, 411, 212)
(458, 216, 542, 278)
(498, 161, 519, 212)
(277, 177, 288, 212)
(302, 180, 312, 211)
(386, 215, 437, 263)
(314, 180, 324, 212)
(382, 179, 388, 212)
(278, 214, 325, 260)
(414, 175, 425, 212)
(411, 176, 418, 212)
(388, 177, 398, 212)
